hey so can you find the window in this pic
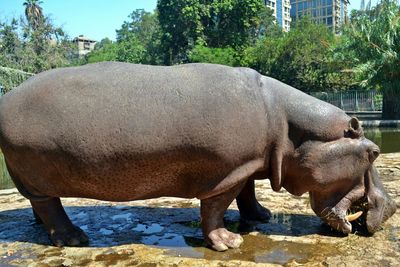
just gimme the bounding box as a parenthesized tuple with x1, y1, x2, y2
(327, 6, 332, 15)
(83, 42, 91, 50)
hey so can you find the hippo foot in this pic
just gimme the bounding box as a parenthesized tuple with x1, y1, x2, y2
(240, 203, 272, 222)
(236, 178, 271, 222)
(33, 209, 43, 224)
(207, 228, 244, 252)
(49, 225, 89, 247)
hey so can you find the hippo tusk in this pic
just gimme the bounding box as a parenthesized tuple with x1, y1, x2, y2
(345, 211, 363, 222)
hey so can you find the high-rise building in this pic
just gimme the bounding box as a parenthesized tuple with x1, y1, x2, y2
(290, 0, 348, 32)
(264, 0, 292, 32)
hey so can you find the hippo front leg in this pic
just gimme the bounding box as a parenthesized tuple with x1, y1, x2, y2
(200, 181, 247, 251)
(236, 178, 271, 222)
(30, 198, 89, 247)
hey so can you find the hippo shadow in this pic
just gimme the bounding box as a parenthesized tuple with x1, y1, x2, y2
(0, 205, 348, 248)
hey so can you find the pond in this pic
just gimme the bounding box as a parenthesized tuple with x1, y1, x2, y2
(0, 128, 399, 190)
(364, 128, 400, 154)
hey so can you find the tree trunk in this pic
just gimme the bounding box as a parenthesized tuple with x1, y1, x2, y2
(382, 84, 400, 120)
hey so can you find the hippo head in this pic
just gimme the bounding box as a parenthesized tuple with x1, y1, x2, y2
(279, 119, 397, 234)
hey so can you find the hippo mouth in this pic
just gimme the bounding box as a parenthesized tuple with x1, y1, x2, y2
(318, 199, 367, 234)
(320, 192, 396, 235)
(311, 163, 397, 235)
(310, 183, 370, 234)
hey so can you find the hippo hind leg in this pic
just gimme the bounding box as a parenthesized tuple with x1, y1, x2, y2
(30, 198, 89, 247)
(5, 159, 88, 246)
(236, 178, 271, 222)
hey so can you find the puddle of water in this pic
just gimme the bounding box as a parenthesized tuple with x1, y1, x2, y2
(163, 234, 339, 264)
(143, 233, 189, 247)
(132, 215, 339, 264)
(132, 223, 164, 235)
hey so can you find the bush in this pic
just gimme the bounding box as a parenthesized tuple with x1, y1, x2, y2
(189, 45, 239, 66)
(0, 66, 33, 94)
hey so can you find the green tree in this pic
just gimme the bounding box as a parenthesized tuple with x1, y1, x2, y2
(0, 19, 20, 67)
(157, 0, 206, 65)
(244, 18, 353, 92)
(86, 10, 162, 65)
(0, 66, 33, 94)
(188, 45, 239, 66)
(339, 0, 400, 119)
(116, 37, 146, 63)
(85, 38, 118, 63)
(0, 1, 78, 74)
(157, 0, 272, 65)
(116, 9, 162, 64)
(203, 0, 273, 48)
(18, 16, 76, 73)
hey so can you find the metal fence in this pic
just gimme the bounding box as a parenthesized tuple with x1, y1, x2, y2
(309, 90, 383, 112)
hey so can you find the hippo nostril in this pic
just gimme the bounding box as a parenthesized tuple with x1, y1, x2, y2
(368, 147, 380, 163)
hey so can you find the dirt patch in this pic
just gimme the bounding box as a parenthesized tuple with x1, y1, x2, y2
(0, 153, 398, 266)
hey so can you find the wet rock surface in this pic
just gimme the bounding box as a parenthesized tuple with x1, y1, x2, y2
(0, 153, 399, 266)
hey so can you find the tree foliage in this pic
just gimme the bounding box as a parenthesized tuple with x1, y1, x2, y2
(0, 1, 77, 74)
(85, 38, 118, 64)
(337, 0, 400, 118)
(244, 18, 354, 92)
(0, 66, 33, 94)
(23, 0, 44, 31)
(87, 9, 161, 65)
(157, 0, 273, 65)
(189, 45, 239, 66)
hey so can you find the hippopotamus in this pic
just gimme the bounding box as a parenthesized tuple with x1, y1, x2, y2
(0, 62, 396, 251)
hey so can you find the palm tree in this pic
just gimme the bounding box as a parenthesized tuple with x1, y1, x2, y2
(344, 0, 400, 119)
(23, 0, 44, 30)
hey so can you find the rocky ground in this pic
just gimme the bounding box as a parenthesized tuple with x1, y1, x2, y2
(0, 153, 398, 267)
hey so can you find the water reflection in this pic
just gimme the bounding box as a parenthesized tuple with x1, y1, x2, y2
(364, 128, 400, 154)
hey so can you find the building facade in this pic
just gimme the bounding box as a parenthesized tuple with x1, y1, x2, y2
(290, 0, 348, 32)
(264, 0, 292, 32)
(73, 35, 97, 56)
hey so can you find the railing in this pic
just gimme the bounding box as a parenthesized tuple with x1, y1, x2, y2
(309, 90, 383, 112)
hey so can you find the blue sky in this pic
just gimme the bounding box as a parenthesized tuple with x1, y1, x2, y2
(0, 0, 158, 41)
(0, 0, 377, 42)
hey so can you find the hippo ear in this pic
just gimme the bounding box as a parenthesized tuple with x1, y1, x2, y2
(345, 117, 363, 138)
